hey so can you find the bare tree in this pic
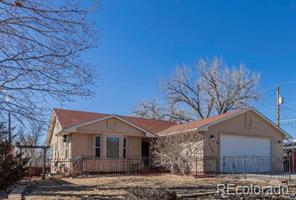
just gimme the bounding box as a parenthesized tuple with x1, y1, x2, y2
(150, 132, 202, 175)
(18, 124, 44, 166)
(197, 57, 260, 114)
(165, 57, 260, 120)
(133, 57, 260, 122)
(0, 0, 98, 125)
(131, 99, 193, 123)
(131, 99, 168, 120)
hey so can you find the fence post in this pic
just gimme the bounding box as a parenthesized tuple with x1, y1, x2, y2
(195, 156, 197, 177)
(243, 154, 246, 179)
(271, 156, 273, 174)
(216, 156, 219, 175)
(80, 156, 82, 174)
(289, 154, 292, 181)
(293, 149, 295, 174)
(42, 147, 46, 180)
(82, 156, 87, 173)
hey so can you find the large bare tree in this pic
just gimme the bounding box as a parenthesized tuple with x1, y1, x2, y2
(133, 57, 260, 122)
(0, 0, 98, 125)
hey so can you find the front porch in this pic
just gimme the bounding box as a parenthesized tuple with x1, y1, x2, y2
(69, 137, 153, 175)
(72, 155, 153, 175)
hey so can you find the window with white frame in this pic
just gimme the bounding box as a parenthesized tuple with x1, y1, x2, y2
(56, 140, 60, 159)
(65, 145, 69, 159)
(123, 137, 127, 158)
(95, 136, 101, 158)
(64, 136, 70, 159)
(53, 143, 56, 159)
(106, 136, 119, 158)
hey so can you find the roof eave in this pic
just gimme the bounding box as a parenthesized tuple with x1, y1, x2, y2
(200, 107, 292, 139)
(157, 107, 292, 139)
(62, 114, 155, 137)
(158, 127, 200, 136)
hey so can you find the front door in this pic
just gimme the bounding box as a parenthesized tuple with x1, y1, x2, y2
(142, 141, 150, 167)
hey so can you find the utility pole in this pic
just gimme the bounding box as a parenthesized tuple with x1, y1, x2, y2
(276, 86, 281, 127)
(276, 86, 294, 173)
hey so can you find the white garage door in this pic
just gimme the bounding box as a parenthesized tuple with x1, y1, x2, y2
(220, 134, 271, 173)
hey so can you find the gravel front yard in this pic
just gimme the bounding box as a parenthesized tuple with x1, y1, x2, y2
(23, 174, 289, 200)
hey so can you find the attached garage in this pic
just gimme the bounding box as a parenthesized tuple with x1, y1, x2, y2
(220, 134, 271, 173)
(159, 107, 291, 174)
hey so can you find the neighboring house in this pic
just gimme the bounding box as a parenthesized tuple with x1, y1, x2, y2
(283, 140, 296, 172)
(46, 107, 290, 175)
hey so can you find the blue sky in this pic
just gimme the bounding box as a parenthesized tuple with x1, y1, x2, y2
(57, 0, 296, 136)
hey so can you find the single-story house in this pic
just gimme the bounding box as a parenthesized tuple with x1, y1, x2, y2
(46, 107, 290, 174)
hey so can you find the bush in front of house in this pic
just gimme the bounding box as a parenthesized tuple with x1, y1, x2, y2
(126, 187, 177, 200)
(0, 122, 29, 191)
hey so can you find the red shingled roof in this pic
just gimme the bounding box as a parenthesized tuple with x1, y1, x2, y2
(158, 109, 244, 135)
(53, 108, 177, 134)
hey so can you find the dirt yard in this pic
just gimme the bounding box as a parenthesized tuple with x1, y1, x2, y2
(23, 174, 291, 200)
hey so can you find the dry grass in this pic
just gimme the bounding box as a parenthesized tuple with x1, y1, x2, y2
(24, 179, 126, 200)
(65, 174, 271, 188)
(23, 174, 280, 200)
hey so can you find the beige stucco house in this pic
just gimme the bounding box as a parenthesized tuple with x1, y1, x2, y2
(46, 108, 177, 174)
(46, 107, 290, 175)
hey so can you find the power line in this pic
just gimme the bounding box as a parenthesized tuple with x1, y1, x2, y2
(282, 111, 296, 134)
(282, 106, 296, 114)
(259, 83, 296, 132)
(278, 81, 296, 86)
(282, 103, 296, 107)
(280, 119, 296, 122)
(263, 81, 296, 93)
